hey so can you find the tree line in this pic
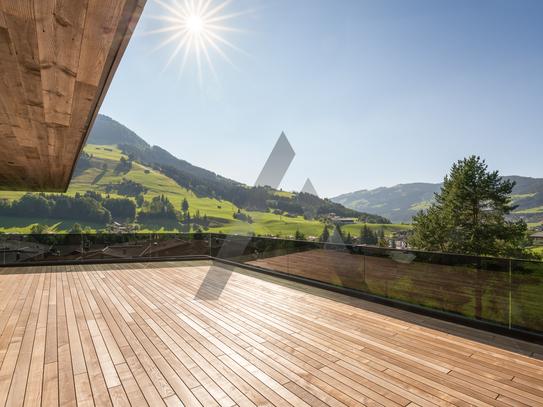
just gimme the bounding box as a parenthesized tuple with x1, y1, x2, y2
(0, 193, 136, 224)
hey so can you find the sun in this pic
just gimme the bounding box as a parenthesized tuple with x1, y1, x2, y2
(187, 16, 203, 32)
(144, 0, 254, 82)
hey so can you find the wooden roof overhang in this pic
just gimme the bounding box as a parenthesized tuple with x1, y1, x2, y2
(0, 0, 146, 192)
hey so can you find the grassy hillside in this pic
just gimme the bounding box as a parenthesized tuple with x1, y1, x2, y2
(73, 144, 241, 232)
(1, 144, 400, 235)
(88, 114, 227, 182)
(1, 144, 236, 232)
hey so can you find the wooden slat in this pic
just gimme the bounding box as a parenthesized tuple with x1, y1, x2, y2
(23, 276, 48, 406)
(1, 1, 35, 21)
(57, 269, 77, 407)
(0, 4, 7, 27)
(76, 0, 125, 86)
(74, 373, 95, 407)
(34, 0, 88, 127)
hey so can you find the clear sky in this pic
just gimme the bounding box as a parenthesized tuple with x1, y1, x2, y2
(100, 0, 543, 198)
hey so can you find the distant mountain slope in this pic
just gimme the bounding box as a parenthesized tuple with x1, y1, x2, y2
(332, 176, 543, 223)
(117, 143, 229, 183)
(84, 115, 390, 224)
(509, 176, 543, 195)
(88, 114, 150, 149)
(88, 114, 227, 183)
(332, 183, 441, 224)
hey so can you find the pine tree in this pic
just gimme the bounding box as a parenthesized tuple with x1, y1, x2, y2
(181, 198, 189, 212)
(410, 156, 536, 259)
(319, 225, 330, 242)
(360, 225, 378, 245)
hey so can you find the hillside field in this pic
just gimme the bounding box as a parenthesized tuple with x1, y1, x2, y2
(0, 144, 405, 236)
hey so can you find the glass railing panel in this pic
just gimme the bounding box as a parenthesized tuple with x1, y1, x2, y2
(474, 257, 511, 326)
(0, 232, 212, 264)
(211, 235, 263, 264)
(363, 247, 423, 301)
(240, 238, 321, 276)
(236, 237, 367, 289)
(511, 259, 543, 334)
(0, 233, 49, 264)
(363, 249, 512, 325)
(242, 236, 294, 273)
(91, 232, 211, 259)
(2, 232, 542, 334)
(145, 233, 210, 258)
(301, 242, 364, 289)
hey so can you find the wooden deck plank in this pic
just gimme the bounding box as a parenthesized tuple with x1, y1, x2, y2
(115, 362, 149, 407)
(44, 269, 58, 365)
(119, 345, 168, 407)
(79, 328, 114, 407)
(74, 372, 95, 407)
(5, 272, 45, 407)
(22, 326, 46, 407)
(56, 270, 76, 407)
(42, 362, 59, 407)
(1, 261, 543, 407)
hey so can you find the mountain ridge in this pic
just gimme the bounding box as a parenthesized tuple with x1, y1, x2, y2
(85, 115, 390, 224)
(88, 114, 230, 183)
(331, 177, 543, 224)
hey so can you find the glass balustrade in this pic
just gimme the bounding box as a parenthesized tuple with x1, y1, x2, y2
(1, 232, 541, 334)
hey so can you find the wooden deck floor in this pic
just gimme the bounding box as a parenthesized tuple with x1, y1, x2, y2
(1, 261, 543, 407)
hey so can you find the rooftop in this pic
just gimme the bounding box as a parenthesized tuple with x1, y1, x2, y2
(1, 260, 542, 406)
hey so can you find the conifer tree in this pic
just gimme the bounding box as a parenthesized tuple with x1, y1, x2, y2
(181, 198, 189, 212)
(319, 225, 330, 242)
(410, 156, 536, 260)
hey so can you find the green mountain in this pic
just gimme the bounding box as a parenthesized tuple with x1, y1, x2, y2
(87, 114, 389, 222)
(1, 116, 391, 234)
(331, 177, 543, 224)
(88, 114, 227, 182)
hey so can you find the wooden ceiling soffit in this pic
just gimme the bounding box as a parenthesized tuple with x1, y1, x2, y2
(0, 0, 147, 192)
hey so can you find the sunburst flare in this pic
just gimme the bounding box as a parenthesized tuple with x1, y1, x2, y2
(144, 0, 254, 83)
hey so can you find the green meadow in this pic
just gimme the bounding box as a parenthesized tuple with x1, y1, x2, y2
(0, 144, 415, 236)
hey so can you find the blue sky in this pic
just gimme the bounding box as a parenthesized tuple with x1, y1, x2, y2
(100, 0, 543, 198)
